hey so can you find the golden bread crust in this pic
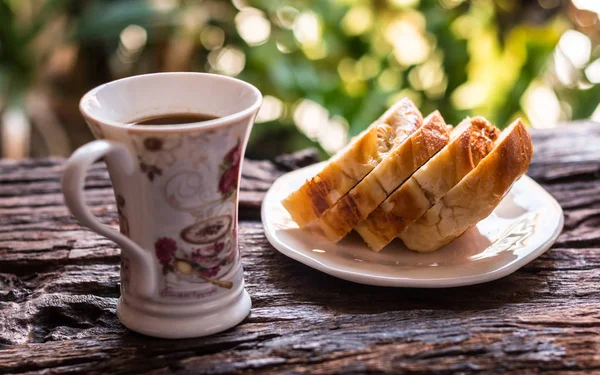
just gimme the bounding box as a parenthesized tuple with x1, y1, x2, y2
(282, 98, 423, 227)
(399, 118, 533, 252)
(317, 111, 450, 242)
(355, 116, 499, 251)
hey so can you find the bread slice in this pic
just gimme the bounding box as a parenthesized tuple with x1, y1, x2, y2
(317, 111, 451, 242)
(399, 118, 533, 252)
(282, 98, 423, 227)
(355, 117, 500, 251)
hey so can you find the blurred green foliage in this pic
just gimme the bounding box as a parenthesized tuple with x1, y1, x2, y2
(0, 0, 599, 159)
(0, 0, 66, 101)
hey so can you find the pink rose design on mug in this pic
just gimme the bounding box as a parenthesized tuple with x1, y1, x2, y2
(155, 237, 177, 265)
(155, 238, 234, 289)
(219, 166, 239, 196)
(218, 142, 241, 198)
(225, 143, 241, 166)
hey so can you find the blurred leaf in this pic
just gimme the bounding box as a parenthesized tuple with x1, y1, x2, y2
(268, 57, 296, 92)
(21, 0, 68, 44)
(569, 85, 600, 120)
(496, 26, 559, 127)
(74, 0, 175, 42)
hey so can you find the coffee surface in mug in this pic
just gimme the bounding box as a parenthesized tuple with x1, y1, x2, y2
(128, 113, 219, 126)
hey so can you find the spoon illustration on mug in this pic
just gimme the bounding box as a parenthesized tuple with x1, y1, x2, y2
(174, 259, 233, 289)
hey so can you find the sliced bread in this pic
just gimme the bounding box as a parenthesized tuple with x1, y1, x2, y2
(355, 117, 500, 251)
(282, 98, 423, 227)
(399, 118, 534, 252)
(317, 111, 451, 242)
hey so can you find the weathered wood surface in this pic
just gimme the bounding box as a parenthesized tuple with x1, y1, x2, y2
(0, 121, 599, 374)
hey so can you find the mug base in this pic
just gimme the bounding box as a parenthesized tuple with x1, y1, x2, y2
(116, 289, 251, 339)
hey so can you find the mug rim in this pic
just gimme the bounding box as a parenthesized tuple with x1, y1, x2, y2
(79, 72, 262, 132)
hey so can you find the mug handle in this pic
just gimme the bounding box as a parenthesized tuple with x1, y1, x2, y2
(62, 140, 157, 298)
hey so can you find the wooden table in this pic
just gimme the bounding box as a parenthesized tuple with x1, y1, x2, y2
(1, 122, 599, 374)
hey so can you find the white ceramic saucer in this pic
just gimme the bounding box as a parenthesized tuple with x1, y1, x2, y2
(262, 163, 564, 288)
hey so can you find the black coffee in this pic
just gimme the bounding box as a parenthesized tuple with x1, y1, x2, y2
(128, 113, 219, 126)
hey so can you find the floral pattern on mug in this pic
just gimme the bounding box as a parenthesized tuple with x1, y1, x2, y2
(180, 215, 232, 245)
(120, 126, 245, 298)
(155, 237, 234, 289)
(130, 132, 183, 181)
(121, 256, 131, 292)
(155, 237, 177, 266)
(218, 140, 241, 199)
(116, 194, 130, 237)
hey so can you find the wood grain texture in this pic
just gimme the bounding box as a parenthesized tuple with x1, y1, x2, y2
(1, 122, 600, 374)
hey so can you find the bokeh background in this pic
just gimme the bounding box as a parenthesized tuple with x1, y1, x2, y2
(1, 0, 599, 160)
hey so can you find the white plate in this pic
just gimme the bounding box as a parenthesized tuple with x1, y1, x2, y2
(261, 162, 564, 288)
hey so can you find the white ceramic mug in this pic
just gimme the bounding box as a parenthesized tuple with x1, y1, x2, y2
(62, 73, 261, 338)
